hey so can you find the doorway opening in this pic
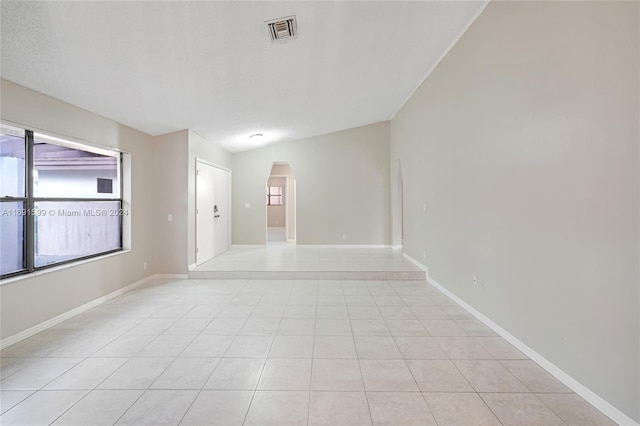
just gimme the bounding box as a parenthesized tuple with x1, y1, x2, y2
(196, 159, 231, 264)
(266, 162, 296, 244)
(392, 159, 404, 249)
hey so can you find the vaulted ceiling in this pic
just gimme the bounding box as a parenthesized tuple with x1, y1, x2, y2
(1, 1, 486, 152)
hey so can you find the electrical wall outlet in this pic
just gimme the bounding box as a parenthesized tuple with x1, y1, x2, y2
(143, 262, 148, 270)
(167, 214, 173, 222)
(342, 234, 347, 240)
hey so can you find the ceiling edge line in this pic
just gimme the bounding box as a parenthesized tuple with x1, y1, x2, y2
(388, 0, 491, 122)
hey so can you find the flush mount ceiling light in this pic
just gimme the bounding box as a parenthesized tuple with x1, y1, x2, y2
(232, 130, 286, 150)
(266, 15, 297, 41)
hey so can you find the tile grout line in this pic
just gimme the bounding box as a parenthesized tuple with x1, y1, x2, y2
(240, 279, 289, 426)
(383, 281, 443, 424)
(306, 281, 319, 426)
(374, 283, 435, 423)
(178, 278, 252, 425)
(347, 284, 375, 426)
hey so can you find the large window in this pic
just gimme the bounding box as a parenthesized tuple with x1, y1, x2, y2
(0, 124, 124, 278)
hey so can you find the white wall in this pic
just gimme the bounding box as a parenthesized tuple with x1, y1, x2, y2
(0, 156, 24, 196)
(35, 169, 118, 198)
(232, 122, 390, 245)
(35, 201, 121, 257)
(0, 156, 26, 274)
(0, 200, 24, 275)
(0, 79, 156, 340)
(152, 130, 189, 274)
(391, 1, 639, 422)
(33, 168, 121, 258)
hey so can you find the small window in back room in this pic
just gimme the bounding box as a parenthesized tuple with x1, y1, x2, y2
(267, 186, 282, 206)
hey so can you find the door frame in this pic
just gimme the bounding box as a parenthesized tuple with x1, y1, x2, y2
(391, 159, 404, 249)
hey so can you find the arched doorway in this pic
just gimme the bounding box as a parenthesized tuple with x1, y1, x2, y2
(392, 159, 404, 248)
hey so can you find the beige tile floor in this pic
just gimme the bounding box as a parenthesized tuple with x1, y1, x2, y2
(0, 278, 617, 425)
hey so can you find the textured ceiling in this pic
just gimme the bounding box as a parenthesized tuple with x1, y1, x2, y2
(0, 1, 486, 152)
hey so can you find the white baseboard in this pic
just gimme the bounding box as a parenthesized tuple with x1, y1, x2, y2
(402, 252, 429, 277)
(231, 244, 394, 249)
(0, 273, 183, 351)
(297, 244, 392, 249)
(408, 252, 637, 426)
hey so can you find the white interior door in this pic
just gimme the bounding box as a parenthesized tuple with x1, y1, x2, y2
(213, 167, 231, 257)
(196, 162, 216, 264)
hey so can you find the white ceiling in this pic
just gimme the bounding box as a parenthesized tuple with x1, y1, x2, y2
(0, 1, 486, 152)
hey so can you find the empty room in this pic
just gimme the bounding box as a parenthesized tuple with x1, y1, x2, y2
(0, 1, 638, 425)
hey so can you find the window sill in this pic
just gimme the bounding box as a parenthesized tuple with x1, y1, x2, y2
(0, 249, 131, 286)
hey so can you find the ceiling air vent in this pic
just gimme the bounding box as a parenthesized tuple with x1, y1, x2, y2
(266, 15, 297, 41)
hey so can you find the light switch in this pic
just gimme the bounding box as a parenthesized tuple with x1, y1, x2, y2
(168, 214, 173, 222)
(245, 203, 251, 209)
